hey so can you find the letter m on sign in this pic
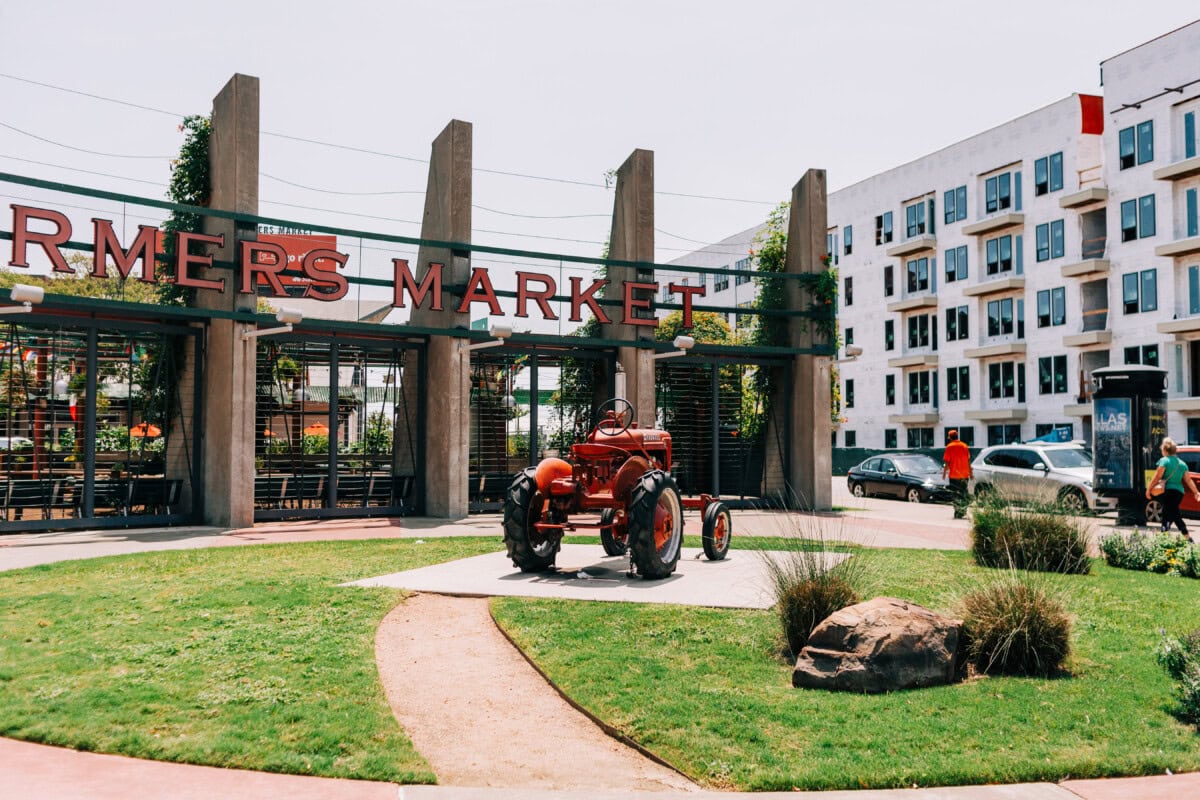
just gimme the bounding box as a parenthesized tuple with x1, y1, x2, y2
(393, 259, 443, 310)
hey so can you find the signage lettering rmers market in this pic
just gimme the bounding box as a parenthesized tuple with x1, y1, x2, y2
(7, 205, 707, 328)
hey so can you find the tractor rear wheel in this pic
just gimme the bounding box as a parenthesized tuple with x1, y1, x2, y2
(599, 508, 628, 556)
(503, 468, 558, 572)
(701, 501, 732, 561)
(627, 470, 683, 579)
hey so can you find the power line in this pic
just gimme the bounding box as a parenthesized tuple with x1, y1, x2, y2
(0, 154, 165, 187)
(0, 121, 172, 160)
(260, 172, 424, 196)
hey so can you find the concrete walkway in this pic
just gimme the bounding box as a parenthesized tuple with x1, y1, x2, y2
(0, 485, 1192, 799)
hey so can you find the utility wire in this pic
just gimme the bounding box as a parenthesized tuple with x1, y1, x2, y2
(0, 121, 172, 160)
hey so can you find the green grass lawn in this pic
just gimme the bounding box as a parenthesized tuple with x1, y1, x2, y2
(492, 548, 1200, 790)
(2, 537, 1199, 790)
(0, 538, 499, 783)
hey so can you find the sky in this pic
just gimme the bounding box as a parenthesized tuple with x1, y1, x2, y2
(1, 0, 1199, 298)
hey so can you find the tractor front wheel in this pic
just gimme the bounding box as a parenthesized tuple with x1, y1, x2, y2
(503, 468, 558, 572)
(627, 470, 683, 579)
(599, 508, 628, 556)
(701, 501, 732, 561)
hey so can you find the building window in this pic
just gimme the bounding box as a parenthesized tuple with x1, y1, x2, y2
(906, 257, 930, 292)
(883, 264, 894, 297)
(734, 257, 752, 286)
(986, 297, 1024, 337)
(1120, 195, 1157, 242)
(946, 305, 969, 342)
(1122, 270, 1158, 314)
(1124, 344, 1160, 366)
(956, 426, 975, 446)
(827, 233, 839, 266)
(1038, 355, 1069, 394)
(846, 379, 855, 408)
(985, 172, 1012, 213)
(844, 225, 853, 255)
(945, 245, 968, 282)
(1189, 418, 1200, 445)
(884, 428, 897, 449)
(944, 185, 967, 224)
(844, 276, 853, 306)
(875, 212, 893, 245)
(905, 201, 927, 238)
(1036, 287, 1066, 328)
(947, 365, 970, 401)
(845, 430, 857, 448)
(1186, 188, 1198, 238)
(907, 427, 935, 448)
(713, 269, 730, 293)
(1035, 423, 1074, 440)
(986, 235, 1013, 274)
(885, 374, 895, 405)
(1034, 152, 1064, 195)
(987, 424, 1022, 446)
(885, 319, 895, 351)
(908, 371, 932, 404)
(988, 361, 1024, 400)
(907, 314, 931, 348)
(736, 300, 754, 330)
(1035, 220, 1065, 261)
(1119, 121, 1155, 169)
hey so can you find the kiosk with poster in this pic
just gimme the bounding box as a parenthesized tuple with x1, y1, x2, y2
(1091, 365, 1168, 523)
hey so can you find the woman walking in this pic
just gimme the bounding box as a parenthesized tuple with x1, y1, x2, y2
(1146, 437, 1200, 540)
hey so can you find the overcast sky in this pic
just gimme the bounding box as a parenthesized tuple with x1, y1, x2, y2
(2, 0, 1198, 281)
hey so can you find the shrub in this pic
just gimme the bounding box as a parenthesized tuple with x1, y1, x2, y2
(757, 510, 868, 658)
(1156, 630, 1200, 725)
(1100, 531, 1198, 578)
(970, 496, 1091, 575)
(959, 573, 1072, 676)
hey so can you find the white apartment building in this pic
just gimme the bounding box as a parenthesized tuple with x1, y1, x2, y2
(669, 19, 1200, 451)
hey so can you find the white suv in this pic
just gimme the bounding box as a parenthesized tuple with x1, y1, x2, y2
(969, 443, 1115, 513)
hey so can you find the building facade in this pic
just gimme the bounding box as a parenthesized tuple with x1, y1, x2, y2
(671, 19, 1200, 451)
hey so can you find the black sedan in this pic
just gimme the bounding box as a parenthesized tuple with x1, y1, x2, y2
(846, 453, 954, 503)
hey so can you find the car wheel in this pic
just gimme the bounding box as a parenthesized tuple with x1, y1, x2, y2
(850, 482, 866, 498)
(906, 487, 922, 503)
(1145, 498, 1164, 525)
(1058, 488, 1088, 515)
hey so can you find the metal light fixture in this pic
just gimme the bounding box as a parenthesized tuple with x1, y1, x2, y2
(242, 307, 303, 341)
(468, 323, 514, 351)
(653, 334, 696, 360)
(0, 283, 45, 315)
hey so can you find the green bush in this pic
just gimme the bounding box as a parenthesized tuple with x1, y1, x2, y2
(959, 573, 1072, 676)
(1156, 630, 1200, 726)
(970, 497, 1091, 575)
(777, 574, 859, 657)
(1100, 531, 1199, 578)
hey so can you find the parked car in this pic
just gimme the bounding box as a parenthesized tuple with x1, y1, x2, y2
(846, 453, 953, 503)
(1144, 445, 1200, 524)
(969, 443, 1115, 513)
(0, 436, 32, 450)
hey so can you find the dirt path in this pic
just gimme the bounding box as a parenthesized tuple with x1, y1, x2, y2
(375, 593, 698, 792)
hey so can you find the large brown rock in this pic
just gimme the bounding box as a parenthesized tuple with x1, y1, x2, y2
(792, 596, 962, 693)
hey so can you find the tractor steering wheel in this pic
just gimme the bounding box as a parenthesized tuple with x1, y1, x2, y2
(594, 398, 634, 437)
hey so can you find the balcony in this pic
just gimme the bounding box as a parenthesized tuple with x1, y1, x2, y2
(1063, 330, 1111, 347)
(964, 342, 1027, 359)
(1155, 236, 1200, 259)
(1061, 258, 1110, 278)
(965, 406, 1028, 422)
(885, 234, 937, 258)
(1168, 397, 1200, 413)
(1059, 186, 1108, 209)
(962, 276, 1025, 297)
(1063, 402, 1093, 417)
(886, 293, 938, 313)
(1153, 155, 1200, 182)
(887, 352, 939, 369)
(1158, 314, 1200, 335)
(961, 212, 1024, 237)
(887, 409, 940, 424)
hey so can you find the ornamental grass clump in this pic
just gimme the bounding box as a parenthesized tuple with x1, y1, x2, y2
(758, 510, 869, 658)
(970, 494, 1091, 575)
(1156, 630, 1200, 726)
(959, 572, 1072, 676)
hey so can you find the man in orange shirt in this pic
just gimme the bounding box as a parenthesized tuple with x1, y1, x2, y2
(942, 429, 973, 519)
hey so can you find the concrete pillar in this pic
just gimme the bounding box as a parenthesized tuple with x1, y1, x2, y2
(193, 73, 260, 527)
(407, 120, 472, 518)
(602, 149, 656, 427)
(784, 169, 832, 510)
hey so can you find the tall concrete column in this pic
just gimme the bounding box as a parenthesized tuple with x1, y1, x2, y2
(602, 149, 656, 427)
(193, 73, 260, 527)
(783, 169, 832, 510)
(407, 120, 472, 518)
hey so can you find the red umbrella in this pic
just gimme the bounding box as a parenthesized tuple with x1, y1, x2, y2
(129, 422, 162, 438)
(303, 422, 329, 436)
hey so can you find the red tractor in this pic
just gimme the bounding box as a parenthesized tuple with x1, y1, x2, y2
(502, 398, 732, 579)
